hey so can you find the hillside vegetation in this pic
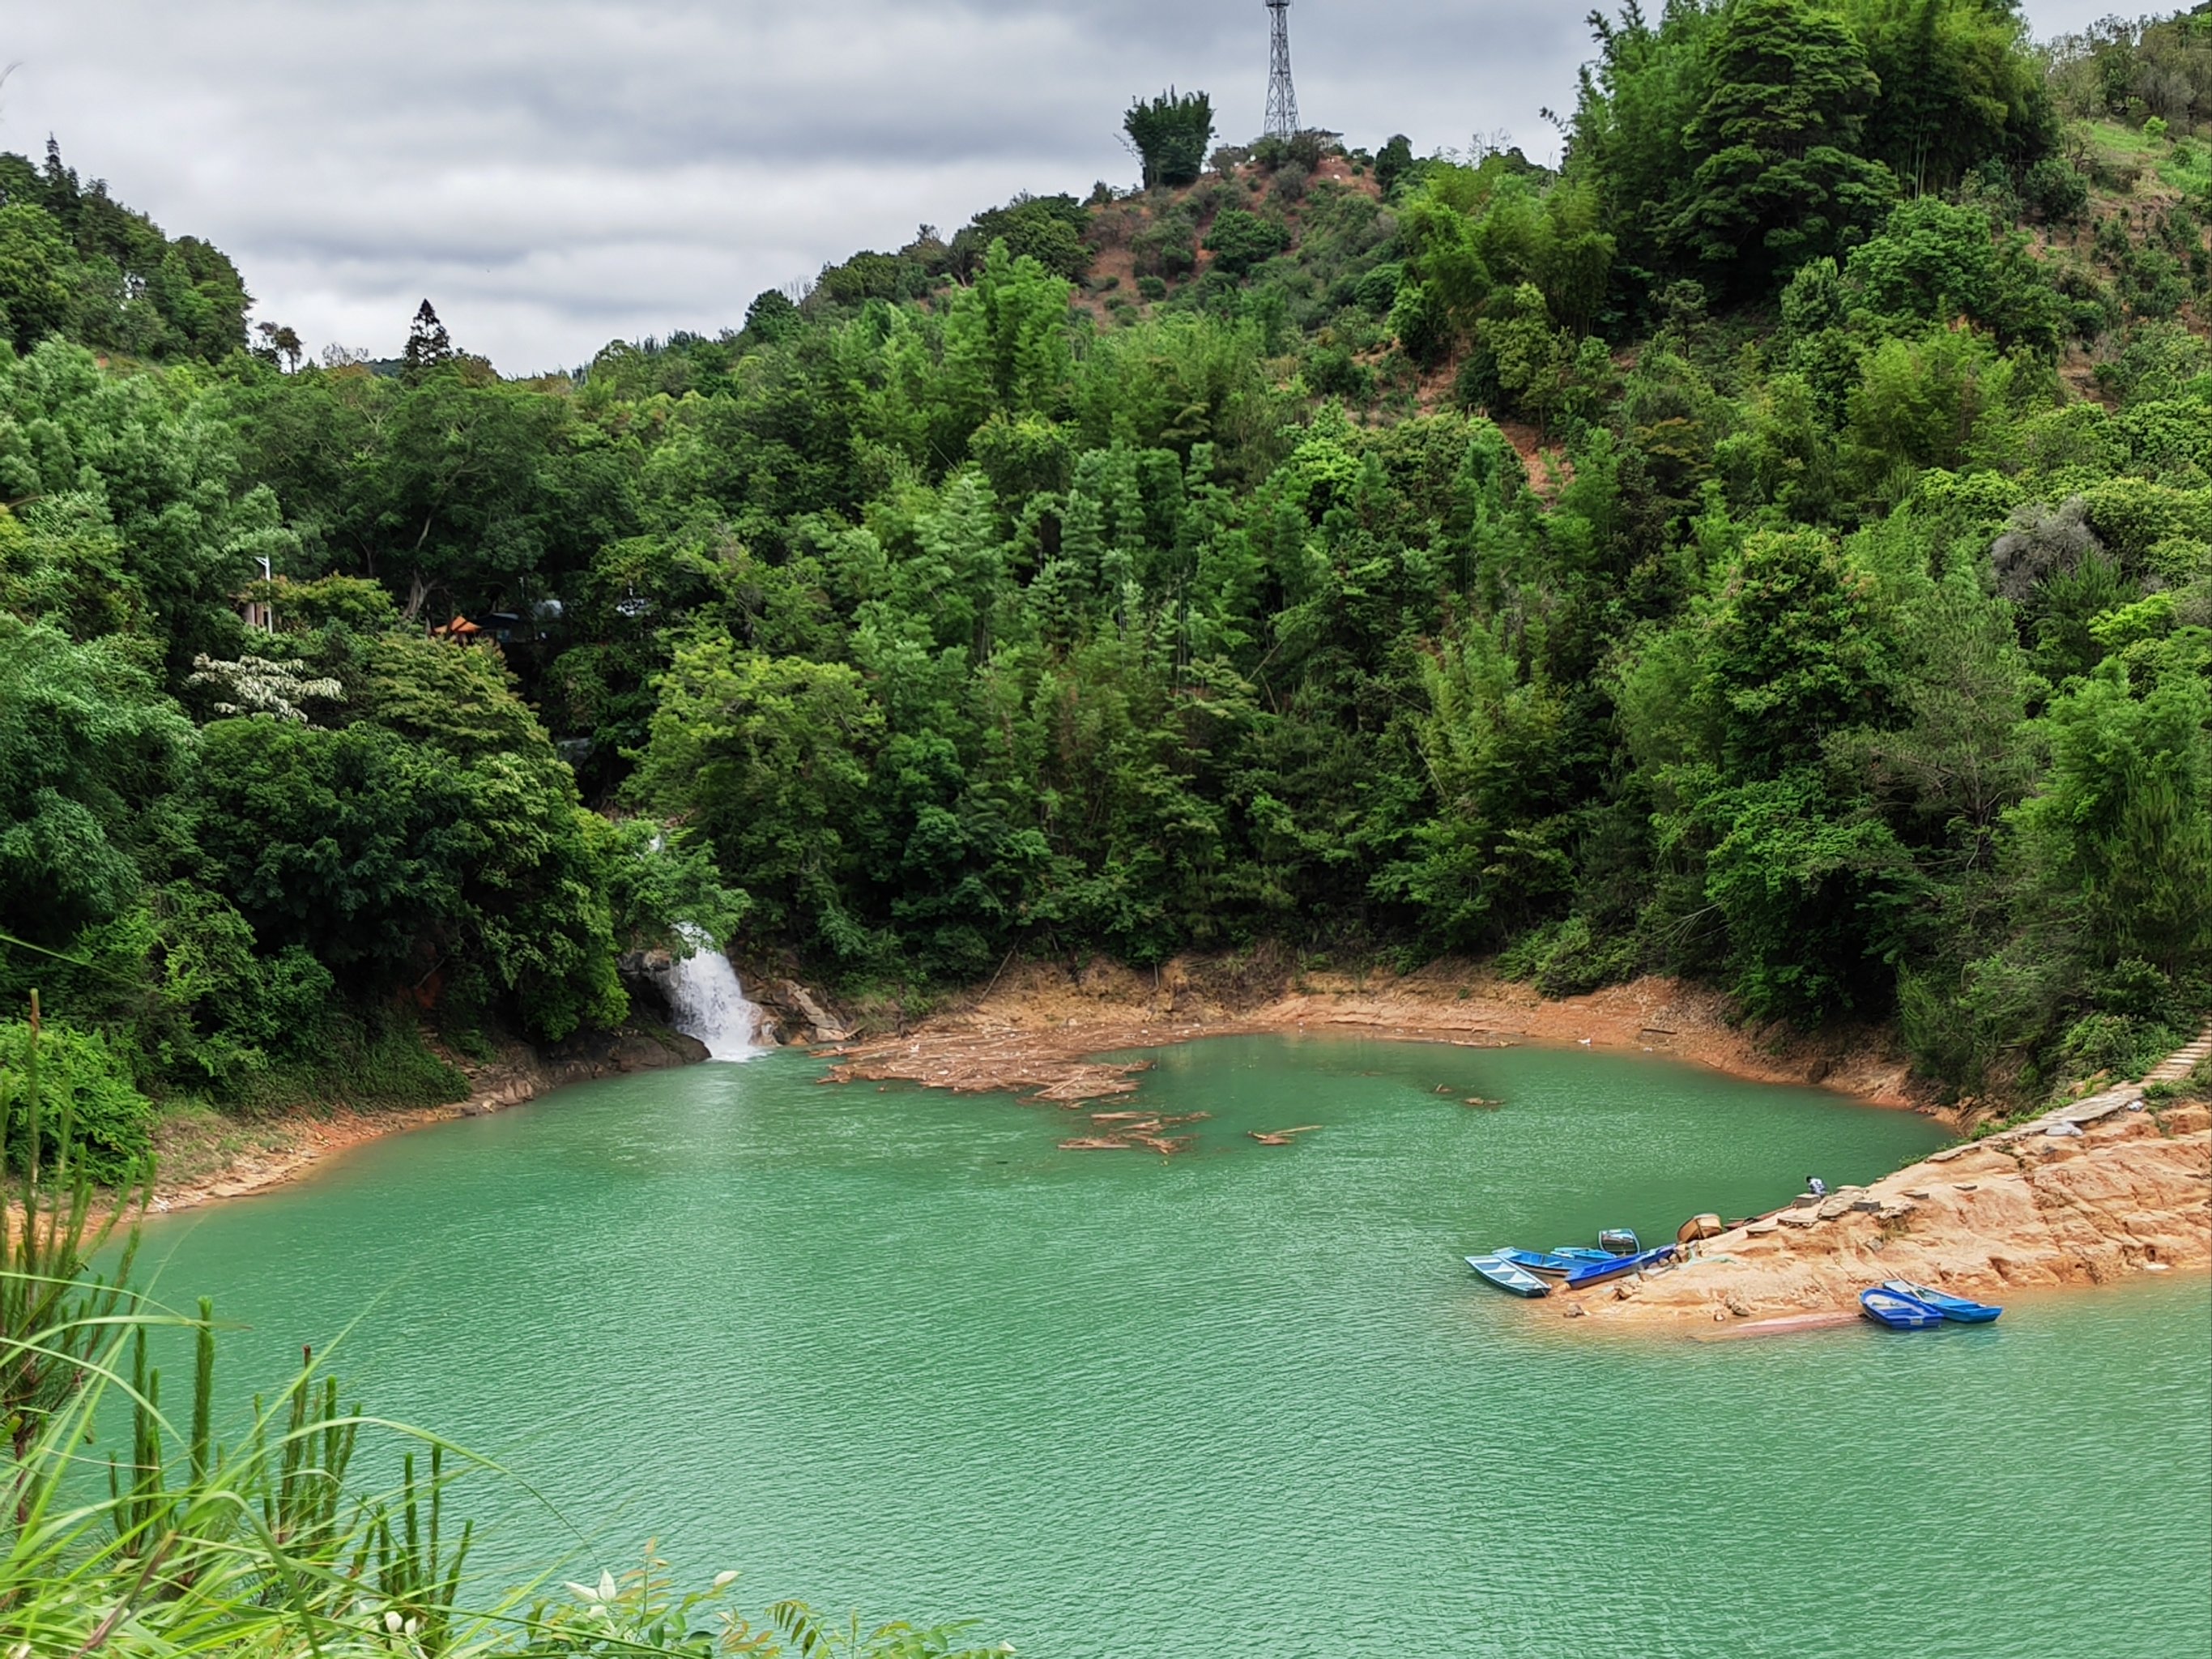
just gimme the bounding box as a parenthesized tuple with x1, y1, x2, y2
(0, 2, 2209, 1653)
(1, 3, 2210, 1189)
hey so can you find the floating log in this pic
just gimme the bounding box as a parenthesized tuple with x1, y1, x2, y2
(1059, 1138, 1136, 1151)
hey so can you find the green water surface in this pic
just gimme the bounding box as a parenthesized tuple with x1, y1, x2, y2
(138, 1037, 2212, 1658)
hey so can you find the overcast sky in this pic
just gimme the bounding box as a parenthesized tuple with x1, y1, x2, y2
(4, 1, 2125, 374)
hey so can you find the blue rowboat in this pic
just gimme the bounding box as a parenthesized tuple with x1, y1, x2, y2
(1465, 1254, 1550, 1298)
(1859, 1287, 1946, 1330)
(1549, 1247, 1615, 1264)
(1496, 1247, 1586, 1276)
(1881, 1280, 2002, 1324)
(1562, 1243, 1678, 1288)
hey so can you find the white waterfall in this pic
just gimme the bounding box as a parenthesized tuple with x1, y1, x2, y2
(656, 926, 765, 1062)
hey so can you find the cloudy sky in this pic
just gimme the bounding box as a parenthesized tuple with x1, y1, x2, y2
(6, 1, 2122, 374)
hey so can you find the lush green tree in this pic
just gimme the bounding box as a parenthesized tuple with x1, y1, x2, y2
(1124, 90, 1217, 190)
(1669, 0, 1899, 292)
(633, 639, 885, 957)
(2012, 650, 2212, 979)
(0, 618, 190, 947)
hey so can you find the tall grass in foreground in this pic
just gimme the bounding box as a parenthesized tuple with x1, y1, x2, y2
(2, 996, 1008, 1657)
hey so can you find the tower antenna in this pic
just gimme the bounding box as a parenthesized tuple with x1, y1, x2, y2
(1264, 0, 1299, 141)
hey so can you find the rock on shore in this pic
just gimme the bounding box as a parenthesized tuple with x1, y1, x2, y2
(1577, 1092, 2210, 1329)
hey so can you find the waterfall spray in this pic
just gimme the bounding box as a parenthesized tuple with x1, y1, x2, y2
(654, 926, 765, 1062)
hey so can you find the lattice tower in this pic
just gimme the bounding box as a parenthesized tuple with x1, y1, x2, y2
(1264, 0, 1299, 141)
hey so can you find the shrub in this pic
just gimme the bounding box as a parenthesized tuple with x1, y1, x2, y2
(1307, 344, 1375, 403)
(0, 1017, 154, 1183)
(1353, 263, 1404, 313)
(2022, 158, 2091, 224)
(1204, 208, 1292, 275)
(2054, 1012, 2181, 1083)
(1136, 275, 1168, 301)
(1273, 161, 1312, 203)
(1132, 210, 1199, 279)
(1496, 916, 1643, 998)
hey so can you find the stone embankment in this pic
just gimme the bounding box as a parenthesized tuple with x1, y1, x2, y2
(1575, 1024, 2212, 1333)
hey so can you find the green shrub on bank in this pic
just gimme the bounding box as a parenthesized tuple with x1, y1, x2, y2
(208, 1014, 471, 1117)
(0, 1017, 151, 1180)
(1496, 916, 1643, 1000)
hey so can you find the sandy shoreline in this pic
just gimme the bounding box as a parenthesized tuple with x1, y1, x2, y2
(821, 958, 1933, 1109)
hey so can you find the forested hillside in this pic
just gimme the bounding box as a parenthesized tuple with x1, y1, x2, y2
(3, 0, 2210, 1166)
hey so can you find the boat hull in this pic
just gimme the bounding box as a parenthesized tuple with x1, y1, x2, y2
(1879, 1280, 2002, 1324)
(1496, 1247, 1585, 1276)
(1562, 1243, 1679, 1288)
(1859, 1288, 1946, 1330)
(1465, 1254, 1549, 1298)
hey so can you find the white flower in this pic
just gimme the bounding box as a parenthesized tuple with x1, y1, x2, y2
(384, 1610, 405, 1634)
(712, 1571, 741, 1591)
(563, 1580, 601, 1603)
(599, 1570, 619, 1603)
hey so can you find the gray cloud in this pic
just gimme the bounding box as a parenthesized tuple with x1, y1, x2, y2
(4, 1, 2116, 373)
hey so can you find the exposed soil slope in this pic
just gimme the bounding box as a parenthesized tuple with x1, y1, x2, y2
(823, 956, 1925, 1107)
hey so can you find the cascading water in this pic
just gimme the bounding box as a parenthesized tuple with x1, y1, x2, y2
(654, 925, 765, 1062)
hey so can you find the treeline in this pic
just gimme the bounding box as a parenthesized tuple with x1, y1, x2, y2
(1, 0, 2209, 1145)
(0, 140, 252, 364)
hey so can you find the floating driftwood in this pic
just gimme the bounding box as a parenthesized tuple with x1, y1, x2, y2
(1248, 1125, 1324, 1146)
(1059, 1137, 1136, 1152)
(1462, 1096, 1502, 1109)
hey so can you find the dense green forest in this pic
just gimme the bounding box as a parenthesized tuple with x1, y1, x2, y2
(3, 0, 2211, 1182)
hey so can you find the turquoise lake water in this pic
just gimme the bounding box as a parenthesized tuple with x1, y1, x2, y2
(134, 1037, 2212, 1657)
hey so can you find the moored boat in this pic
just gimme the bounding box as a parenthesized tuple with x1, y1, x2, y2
(1562, 1243, 1678, 1288)
(1495, 1247, 1586, 1276)
(1880, 1280, 2002, 1324)
(1598, 1229, 1642, 1256)
(1858, 1287, 1946, 1330)
(1549, 1247, 1614, 1264)
(1465, 1254, 1550, 1298)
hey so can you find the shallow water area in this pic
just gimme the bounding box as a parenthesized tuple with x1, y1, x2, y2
(137, 1036, 2212, 1658)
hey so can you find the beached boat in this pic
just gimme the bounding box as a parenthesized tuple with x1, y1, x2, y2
(1880, 1280, 2003, 1324)
(1549, 1247, 1614, 1264)
(1562, 1243, 1678, 1287)
(1465, 1254, 1550, 1298)
(1495, 1247, 1586, 1276)
(1858, 1287, 1946, 1330)
(1598, 1229, 1642, 1256)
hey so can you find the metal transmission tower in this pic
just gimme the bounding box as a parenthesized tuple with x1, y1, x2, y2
(1264, 0, 1299, 140)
